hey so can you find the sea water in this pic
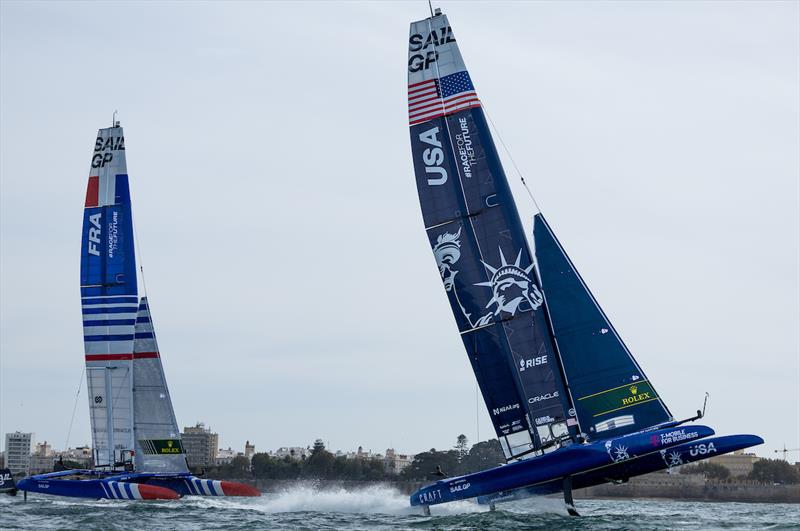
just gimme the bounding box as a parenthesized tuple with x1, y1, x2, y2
(1, 485, 798, 530)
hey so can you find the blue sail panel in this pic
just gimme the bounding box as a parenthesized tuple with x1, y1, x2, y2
(533, 214, 672, 439)
(409, 13, 577, 454)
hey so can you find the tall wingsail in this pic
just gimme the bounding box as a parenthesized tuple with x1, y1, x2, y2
(408, 13, 578, 458)
(132, 298, 189, 473)
(80, 125, 137, 468)
(533, 214, 672, 438)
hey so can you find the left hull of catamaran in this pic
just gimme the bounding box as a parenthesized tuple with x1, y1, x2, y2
(476, 433, 764, 506)
(16, 471, 259, 499)
(410, 425, 719, 506)
(15, 476, 179, 500)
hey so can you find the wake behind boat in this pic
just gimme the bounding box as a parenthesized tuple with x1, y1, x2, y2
(15, 123, 259, 501)
(406, 9, 762, 515)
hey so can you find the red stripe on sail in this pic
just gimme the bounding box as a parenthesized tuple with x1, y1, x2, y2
(85, 353, 133, 361)
(85, 176, 99, 207)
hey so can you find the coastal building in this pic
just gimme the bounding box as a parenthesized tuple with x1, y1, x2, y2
(273, 447, 309, 460)
(4, 432, 34, 475)
(58, 446, 93, 468)
(245, 440, 255, 461)
(383, 448, 413, 475)
(182, 423, 219, 469)
(28, 441, 55, 475)
(708, 449, 761, 478)
(215, 447, 237, 466)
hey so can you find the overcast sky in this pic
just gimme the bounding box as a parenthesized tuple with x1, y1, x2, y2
(1, 1, 798, 460)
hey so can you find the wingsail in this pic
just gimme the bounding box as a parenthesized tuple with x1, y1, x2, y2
(533, 214, 672, 437)
(408, 13, 577, 458)
(80, 125, 137, 468)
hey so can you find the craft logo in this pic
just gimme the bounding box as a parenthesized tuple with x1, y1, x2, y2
(418, 127, 448, 186)
(0, 470, 11, 486)
(87, 212, 102, 256)
(492, 402, 520, 416)
(418, 488, 442, 504)
(519, 355, 548, 372)
(408, 26, 455, 73)
(92, 135, 125, 168)
(621, 384, 651, 406)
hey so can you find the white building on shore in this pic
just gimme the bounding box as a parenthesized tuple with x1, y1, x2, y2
(4, 432, 34, 475)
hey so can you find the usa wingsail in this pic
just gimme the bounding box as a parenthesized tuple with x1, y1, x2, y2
(15, 123, 260, 501)
(407, 8, 762, 515)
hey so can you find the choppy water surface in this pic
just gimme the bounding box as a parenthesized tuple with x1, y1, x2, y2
(2, 485, 798, 530)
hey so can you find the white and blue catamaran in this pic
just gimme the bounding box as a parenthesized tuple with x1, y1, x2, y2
(16, 124, 259, 500)
(407, 9, 762, 515)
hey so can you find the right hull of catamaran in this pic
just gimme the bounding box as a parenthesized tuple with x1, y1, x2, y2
(410, 426, 761, 507)
(16, 471, 260, 500)
(475, 433, 764, 506)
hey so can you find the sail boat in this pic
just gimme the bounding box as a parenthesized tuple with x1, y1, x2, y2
(407, 9, 762, 514)
(16, 123, 259, 500)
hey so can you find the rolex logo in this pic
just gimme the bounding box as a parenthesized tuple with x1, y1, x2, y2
(629, 385, 638, 395)
(167, 440, 173, 448)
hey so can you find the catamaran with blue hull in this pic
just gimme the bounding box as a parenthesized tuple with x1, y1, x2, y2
(16, 123, 259, 501)
(407, 9, 762, 515)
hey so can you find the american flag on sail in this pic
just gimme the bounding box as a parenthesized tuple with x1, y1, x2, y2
(408, 71, 480, 126)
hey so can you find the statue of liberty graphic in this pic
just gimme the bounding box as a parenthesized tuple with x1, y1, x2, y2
(432, 228, 544, 329)
(476, 248, 544, 317)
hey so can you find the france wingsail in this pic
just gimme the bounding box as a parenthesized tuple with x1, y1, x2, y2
(407, 9, 762, 515)
(16, 123, 259, 500)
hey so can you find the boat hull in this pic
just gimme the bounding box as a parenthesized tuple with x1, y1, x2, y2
(410, 425, 746, 506)
(476, 433, 763, 505)
(16, 470, 260, 500)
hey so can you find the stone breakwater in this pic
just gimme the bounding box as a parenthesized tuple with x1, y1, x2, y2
(575, 473, 800, 504)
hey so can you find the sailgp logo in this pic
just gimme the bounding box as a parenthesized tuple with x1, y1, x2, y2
(476, 248, 543, 316)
